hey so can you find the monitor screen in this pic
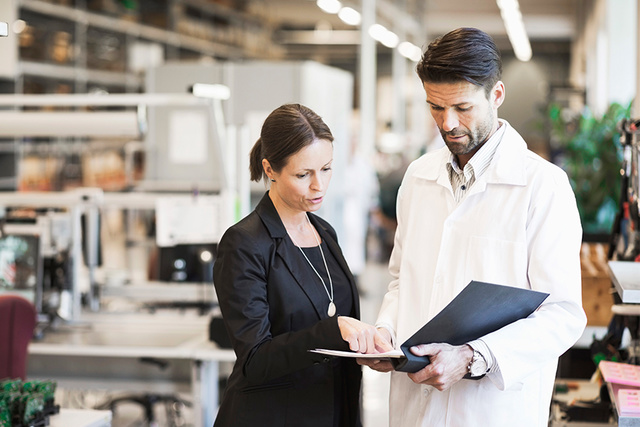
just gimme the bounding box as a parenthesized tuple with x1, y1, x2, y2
(0, 233, 42, 311)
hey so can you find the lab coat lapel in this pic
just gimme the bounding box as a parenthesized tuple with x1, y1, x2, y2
(412, 146, 452, 189)
(411, 147, 457, 211)
(483, 122, 528, 187)
(413, 121, 527, 195)
(417, 122, 529, 203)
(466, 122, 528, 198)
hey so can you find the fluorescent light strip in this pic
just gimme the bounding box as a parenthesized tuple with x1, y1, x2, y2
(191, 83, 231, 100)
(496, 0, 532, 62)
(316, 2, 419, 60)
(338, 7, 361, 26)
(368, 23, 399, 48)
(398, 41, 422, 62)
(317, 0, 342, 14)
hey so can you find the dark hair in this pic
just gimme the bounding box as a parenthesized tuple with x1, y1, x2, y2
(416, 27, 502, 97)
(249, 104, 334, 182)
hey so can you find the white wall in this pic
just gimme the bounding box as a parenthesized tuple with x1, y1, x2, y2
(607, 0, 637, 108)
(578, 0, 637, 115)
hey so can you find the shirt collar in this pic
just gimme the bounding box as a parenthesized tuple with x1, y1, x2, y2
(447, 120, 506, 181)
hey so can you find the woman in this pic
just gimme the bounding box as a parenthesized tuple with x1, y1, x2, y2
(212, 104, 390, 427)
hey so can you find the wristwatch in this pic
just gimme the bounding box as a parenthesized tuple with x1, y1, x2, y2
(467, 350, 488, 378)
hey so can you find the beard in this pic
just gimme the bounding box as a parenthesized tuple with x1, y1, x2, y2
(440, 113, 495, 157)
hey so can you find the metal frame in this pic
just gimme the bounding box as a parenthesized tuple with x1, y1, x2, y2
(0, 90, 233, 320)
(0, 189, 102, 320)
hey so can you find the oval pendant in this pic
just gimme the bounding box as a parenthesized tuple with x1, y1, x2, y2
(327, 301, 336, 317)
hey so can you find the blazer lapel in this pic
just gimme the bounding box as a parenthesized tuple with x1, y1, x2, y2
(310, 215, 361, 318)
(255, 192, 329, 319)
(276, 237, 329, 319)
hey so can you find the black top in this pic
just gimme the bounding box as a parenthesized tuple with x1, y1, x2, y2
(212, 192, 362, 427)
(300, 242, 356, 427)
(300, 241, 354, 317)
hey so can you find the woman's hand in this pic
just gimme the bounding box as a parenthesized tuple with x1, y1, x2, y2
(355, 327, 395, 372)
(337, 316, 394, 354)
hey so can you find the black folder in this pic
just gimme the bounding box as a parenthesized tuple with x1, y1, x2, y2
(391, 280, 549, 373)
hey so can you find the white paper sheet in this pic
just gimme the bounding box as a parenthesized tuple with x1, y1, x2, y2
(310, 348, 405, 359)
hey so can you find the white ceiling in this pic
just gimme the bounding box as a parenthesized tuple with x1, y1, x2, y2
(423, 0, 578, 40)
(250, 0, 579, 65)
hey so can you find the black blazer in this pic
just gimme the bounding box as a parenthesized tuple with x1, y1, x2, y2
(213, 192, 362, 427)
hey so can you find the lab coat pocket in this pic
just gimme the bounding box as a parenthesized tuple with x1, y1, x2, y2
(465, 236, 527, 287)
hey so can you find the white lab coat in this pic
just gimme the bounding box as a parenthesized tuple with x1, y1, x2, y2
(376, 121, 587, 427)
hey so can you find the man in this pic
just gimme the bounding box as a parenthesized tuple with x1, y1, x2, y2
(361, 27, 586, 426)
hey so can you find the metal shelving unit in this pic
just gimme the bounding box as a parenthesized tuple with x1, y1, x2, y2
(0, 0, 278, 93)
(11, 0, 272, 91)
(21, 0, 249, 60)
(0, 0, 276, 191)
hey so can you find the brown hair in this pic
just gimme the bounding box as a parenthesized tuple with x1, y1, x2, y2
(249, 104, 334, 182)
(416, 27, 502, 98)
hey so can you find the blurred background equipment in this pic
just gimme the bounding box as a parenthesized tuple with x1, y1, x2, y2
(0, 1, 639, 426)
(0, 294, 37, 380)
(565, 118, 640, 426)
(0, 378, 60, 427)
(595, 119, 640, 365)
(0, 89, 235, 426)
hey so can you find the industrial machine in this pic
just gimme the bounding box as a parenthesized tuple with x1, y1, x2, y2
(0, 88, 233, 322)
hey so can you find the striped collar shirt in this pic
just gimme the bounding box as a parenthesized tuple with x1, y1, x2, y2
(445, 120, 507, 374)
(446, 121, 506, 203)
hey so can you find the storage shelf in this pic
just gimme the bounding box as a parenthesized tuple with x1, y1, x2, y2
(3, 0, 276, 191)
(0, 142, 17, 153)
(0, 176, 18, 189)
(179, 0, 263, 25)
(20, 0, 248, 58)
(20, 61, 143, 87)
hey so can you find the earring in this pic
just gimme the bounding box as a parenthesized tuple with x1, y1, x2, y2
(270, 179, 276, 182)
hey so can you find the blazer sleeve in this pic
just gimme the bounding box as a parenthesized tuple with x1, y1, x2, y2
(213, 222, 351, 385)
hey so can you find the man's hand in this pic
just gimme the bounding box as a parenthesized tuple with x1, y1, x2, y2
(356, 327, 395, 372)
(337, 317, 394, 354)
(407, 343, 473, 391)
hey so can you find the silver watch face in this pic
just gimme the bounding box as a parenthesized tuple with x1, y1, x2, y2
(470, 353, 487, 376)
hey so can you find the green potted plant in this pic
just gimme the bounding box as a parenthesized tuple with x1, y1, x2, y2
(546, 101, 632, 237)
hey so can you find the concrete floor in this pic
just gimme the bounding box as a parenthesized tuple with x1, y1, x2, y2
(358, 261, 393, 427)
(49, 260, 394, 427)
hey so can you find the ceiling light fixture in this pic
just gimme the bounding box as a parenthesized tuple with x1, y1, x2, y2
(398, 41, 422, 62)
(368, 24, 399, 48)
(338, 7, 361, 26)
(496, 0, 532, 62)
(317, 0, 342, 14)
(191, 83, 231, 100)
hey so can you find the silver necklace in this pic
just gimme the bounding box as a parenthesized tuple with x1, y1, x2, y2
(288, 214, 336, 317)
